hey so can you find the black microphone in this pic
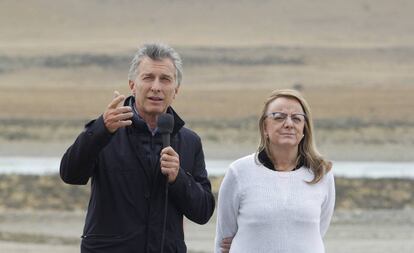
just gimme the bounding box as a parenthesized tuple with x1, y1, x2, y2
(157, 113, 174, 148)
(156, 113, 174, 253)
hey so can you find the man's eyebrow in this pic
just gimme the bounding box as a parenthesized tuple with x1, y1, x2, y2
(161, 74, 174, 78)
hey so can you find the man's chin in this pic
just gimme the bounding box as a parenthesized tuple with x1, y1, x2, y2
(146, 108, 168, 116)
(141, 103, 166, 112)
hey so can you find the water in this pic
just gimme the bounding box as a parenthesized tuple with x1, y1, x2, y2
(0, 156, 414, 178)
(0, 156, 61, 175)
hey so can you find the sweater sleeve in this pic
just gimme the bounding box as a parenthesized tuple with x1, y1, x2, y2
(60, 115, 113, 185)
(320, 170, 335, 237)
(214, 166, 240, 253)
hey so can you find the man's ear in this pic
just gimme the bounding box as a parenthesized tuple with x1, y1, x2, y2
(173, 85, 180, 99)
(128, 80, 135, 96)
(173, 85, 180, 98)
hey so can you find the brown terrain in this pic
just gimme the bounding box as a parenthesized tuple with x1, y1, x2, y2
(1, 0, 414, 252)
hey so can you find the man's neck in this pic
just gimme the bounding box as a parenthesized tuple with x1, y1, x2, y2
(143, 116, 157, 130)
(134, 105, 159, 131)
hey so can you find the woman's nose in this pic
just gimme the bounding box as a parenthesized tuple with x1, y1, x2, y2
(283, 117, 294, 127)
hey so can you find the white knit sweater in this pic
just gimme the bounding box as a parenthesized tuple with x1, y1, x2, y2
(214, 154, 335, 253)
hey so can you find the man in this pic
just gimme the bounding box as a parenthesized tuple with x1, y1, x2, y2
(60, 43, 215, 253)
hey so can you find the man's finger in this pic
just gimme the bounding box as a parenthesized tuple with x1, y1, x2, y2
(160, 146, 178, 157)
(110, 120, 132, 130)
(115, 106, 133, 114)
(110, 112, 134, 122)
(160, 153, 179, 163)
(108, 92, 125, 109)
(161, 160, 178, 168)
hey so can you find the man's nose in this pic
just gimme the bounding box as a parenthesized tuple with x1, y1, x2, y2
(150, 78, 162, 91)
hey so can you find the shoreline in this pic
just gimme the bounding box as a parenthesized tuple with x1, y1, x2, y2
(2, 156, 414, 179)
(1, 138, 414, 162)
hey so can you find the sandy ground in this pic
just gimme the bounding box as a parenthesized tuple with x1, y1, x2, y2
(2, 0, 414, 51)
(0, 209, 413, 253)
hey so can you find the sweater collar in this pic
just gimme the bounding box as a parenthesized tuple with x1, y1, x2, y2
(258, 150, 275, 171)
(258, 149, 303, 171)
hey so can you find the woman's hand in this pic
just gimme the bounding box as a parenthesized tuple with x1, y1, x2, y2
(220, 237, 233, 253)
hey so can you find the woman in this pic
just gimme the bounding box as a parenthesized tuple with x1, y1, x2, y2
(215, 89, 335, 253)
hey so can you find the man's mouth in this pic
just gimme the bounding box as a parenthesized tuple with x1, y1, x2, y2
(148, 96, 163, 102)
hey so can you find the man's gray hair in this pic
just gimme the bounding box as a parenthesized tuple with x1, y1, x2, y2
(128, 43, 183, 85)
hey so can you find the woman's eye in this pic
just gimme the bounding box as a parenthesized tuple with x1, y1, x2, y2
(273, 115, 286, 121)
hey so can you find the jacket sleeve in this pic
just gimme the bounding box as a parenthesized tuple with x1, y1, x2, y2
(320, 169, 336, 237)
(60, 115, 113, 185)
(214, 166, 239, 253)
(168, 135, 215, 224)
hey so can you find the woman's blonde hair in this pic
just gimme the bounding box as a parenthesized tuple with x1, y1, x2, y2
(257, 89, 331, 184)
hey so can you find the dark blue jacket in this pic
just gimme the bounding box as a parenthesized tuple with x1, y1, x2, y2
(60, 97, 215, 253)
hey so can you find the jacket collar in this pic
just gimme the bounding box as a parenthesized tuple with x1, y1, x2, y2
(125, 95, 185, 136)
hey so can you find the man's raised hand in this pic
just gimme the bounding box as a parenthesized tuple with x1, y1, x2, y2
(103, 91, 133, 133)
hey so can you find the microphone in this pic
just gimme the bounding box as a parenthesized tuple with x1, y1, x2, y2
(157, 113, 174, 148)
(156, 113, 174, 253)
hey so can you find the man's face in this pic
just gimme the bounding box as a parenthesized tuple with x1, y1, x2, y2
(129, 57, 179, 118)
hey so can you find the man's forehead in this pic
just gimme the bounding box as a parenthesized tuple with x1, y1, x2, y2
(139, 57, 175, 74)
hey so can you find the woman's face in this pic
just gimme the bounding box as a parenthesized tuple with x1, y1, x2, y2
(264, 97, 306, 150)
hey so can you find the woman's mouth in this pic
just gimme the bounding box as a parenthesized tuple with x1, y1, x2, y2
(280, 133, 295, 136)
